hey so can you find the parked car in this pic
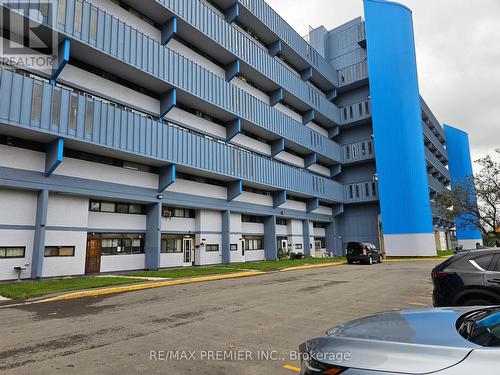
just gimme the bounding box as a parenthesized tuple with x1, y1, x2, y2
(346, 242, 382, 265)
(432, 248, 500, 306)
(299, 306, 500, 374)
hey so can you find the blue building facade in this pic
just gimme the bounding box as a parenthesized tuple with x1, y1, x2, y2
(0, 0, 476, 280)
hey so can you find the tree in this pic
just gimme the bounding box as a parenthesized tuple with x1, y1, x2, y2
(435, 150, 500, 246)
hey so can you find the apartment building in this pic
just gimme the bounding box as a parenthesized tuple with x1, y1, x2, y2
(0, 0, 480, 280)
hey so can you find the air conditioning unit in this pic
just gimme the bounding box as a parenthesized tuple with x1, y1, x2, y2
(163, 210, 172, 218)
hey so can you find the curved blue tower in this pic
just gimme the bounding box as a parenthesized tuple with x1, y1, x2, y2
(444, 125, 483, 248)
(364, 0, 436, 255)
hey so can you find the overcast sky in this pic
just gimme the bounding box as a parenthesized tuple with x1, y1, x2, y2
(266, 0, 500, 162)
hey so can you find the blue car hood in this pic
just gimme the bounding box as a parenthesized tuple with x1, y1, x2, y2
(305, 307, 482, 374)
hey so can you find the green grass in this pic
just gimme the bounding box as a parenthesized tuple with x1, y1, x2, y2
(125, 257, 346, 278)
(0, 276, 144, 300)
(437, 250, 455, 257)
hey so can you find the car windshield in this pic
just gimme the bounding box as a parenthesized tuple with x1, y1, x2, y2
(457, 308, 500, 347)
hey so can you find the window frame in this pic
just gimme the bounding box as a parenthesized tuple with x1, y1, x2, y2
(205, 244, 219, 252)
(0, 246, 26, 259)
(44, 246, 75, 257)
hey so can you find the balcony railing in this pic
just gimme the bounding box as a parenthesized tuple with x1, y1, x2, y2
(0, 68, 344, 203)
(152, 0, 340, 123)
(342, 140, 374, 164)
(356, 22, 366, 47)
(338, 59, 368, 87)
(425, 148, 450, 184)
(339, 99, 371, 125)
(344, 181, 379, 203)
(3, 1, 342, 162)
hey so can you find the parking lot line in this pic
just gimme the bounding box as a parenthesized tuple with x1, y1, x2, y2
(283, 364, 301, 372)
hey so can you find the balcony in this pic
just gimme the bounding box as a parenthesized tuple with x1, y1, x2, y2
(338, 60, 369, 88)
(421, 98, 446, 143)
(428, 175, 448, 198)
(344, 181, 379, 204)
(356, 22, 366, 48)
(209, 0, 339, 91)
(117, 0, 340, 126)
(0, 68, 344, 203)
(339, 99, 371, 126)
(423, 120, 448, 163)
(342, 140, 374, 165)
(3, 1, 341, 163)
(425, 148, 450, 185)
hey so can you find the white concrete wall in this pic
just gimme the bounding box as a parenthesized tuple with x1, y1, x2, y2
(47, 194, 88, 228)
(56, 158, 158, 189)
(276, 224, 288, 236)
(282, 200, 306, 212)
(245, 250, 265, 261)
(241, 222, 264, 235)
(167, 179, 227, 200)
(160, 253, 184, 268)
(0, 230, 34, 280)
(306, 122, 329, 137)
(42, 231, 87, 277)
(166, 107, 226, 138)
(234, 192, 272, 207)
(0, 189, 37, 226)
(100, 254, 146, 272)
(231, 134, 271, 156)
(88, 212, 146, 231)
(60, 65, 159, 115)
(308, 164, 331, 177)
(161, 217, 196, 232)
(195, 210, 222, 265)
(229, 213, 244, 263)
(0, 145, 44, 173)
(274, 103, 303, 122)
(313, 228, 326, 237)
(275, 152, 305, 168)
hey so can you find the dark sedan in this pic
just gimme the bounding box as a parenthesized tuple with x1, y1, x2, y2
(432, 248, 500, 306)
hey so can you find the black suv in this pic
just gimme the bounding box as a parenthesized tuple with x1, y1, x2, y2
(346, 241, 383, 265)
(432, 248, 500, 306)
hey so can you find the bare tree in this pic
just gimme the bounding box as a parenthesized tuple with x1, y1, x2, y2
(435, 150, 500, 246)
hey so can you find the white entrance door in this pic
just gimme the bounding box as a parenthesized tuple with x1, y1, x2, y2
(183, 238, 193, 265)
(281, 239, 288, 252)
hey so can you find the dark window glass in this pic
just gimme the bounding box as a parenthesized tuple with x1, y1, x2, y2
(230, 244, 238, 251)
(89, 201, 100, 211)
(205, 244, 219, 252)
(129, 204, 143, 214)
(116, 203, 129, 214)
(101, 236, 144, 255)
(472, 255, 494, 270)
(100, 202, 115, 213)
(44, 246, 75, 257)
(276, 218, 287, 225)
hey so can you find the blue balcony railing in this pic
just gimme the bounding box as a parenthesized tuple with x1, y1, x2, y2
(0, 68, 344, 202)
(2, 0, 341, 162)
(154, 0, 340, 123)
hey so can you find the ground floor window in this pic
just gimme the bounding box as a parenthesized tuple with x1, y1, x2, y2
(161, 235, 194, 253)
(244, 236, 263, 250)
(0, 247, 25, 258)
(205, 244, 219, 252)
(101, 234, 144, 255)
(44, 246, 75, 257)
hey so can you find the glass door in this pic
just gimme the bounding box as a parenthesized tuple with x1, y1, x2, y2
(183, 238, 193, 264)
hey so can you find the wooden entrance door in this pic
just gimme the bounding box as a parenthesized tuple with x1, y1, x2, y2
(85, 238, 101, 274)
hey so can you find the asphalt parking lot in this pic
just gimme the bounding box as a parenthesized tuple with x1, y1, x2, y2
(0, 260, 439, 374)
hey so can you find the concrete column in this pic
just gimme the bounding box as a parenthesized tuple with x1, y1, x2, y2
(31, 189, 49, 279)
(221, 210, 230, 264)
(145, 202, 162, 270)
(264, 215, 277, 261)
(303, 220, 313, 256)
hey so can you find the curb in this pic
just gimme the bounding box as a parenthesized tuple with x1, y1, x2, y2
(0, 258, 444, 306)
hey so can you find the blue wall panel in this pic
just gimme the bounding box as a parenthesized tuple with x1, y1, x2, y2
(364, 0, 433, 235)
(0, 68, 343, 203)
(444, 125, 483, 241)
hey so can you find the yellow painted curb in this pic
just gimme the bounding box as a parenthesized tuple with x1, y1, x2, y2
(37, 271, 264, 303)
(283, 364, 301, 372)
(279, 262, 345, 272)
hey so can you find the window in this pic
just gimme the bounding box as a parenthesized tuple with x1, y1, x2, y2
(371, 182, 377, 196)
(365, 183, 370, 197)
(69, 95, 78, 130)
(319, 238, 326, 248)
(89, 200, 145, 215)
(31, 82, 42, 122)
(244, 237, 263, 250)
(58, 0, 67, 24)
(44, 246, 75, 257)
(349, 185, 353, 199)
(355, 185, 360, 198)
(0, 247, 25, 258)
(230, 244, 238, 251)
(295, 244, 303, 250)
(51, 89, 61, 127)
(242, 215, 264, 223)
(205, 244, 219, 252)
(85, 100, 93, 135)
(276, 217, 287, 225)
(74, 0, 83, 34)
(162, 207, 195, 218)
(161, 235, 183, 253)
(313, 222, 326, 228)
(472, 255, 494, 271)
(101, 236, 143, 255)
(100, 202, 115, 213)
(345, 146, 350, 160)
(90, 7, 98, 40)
